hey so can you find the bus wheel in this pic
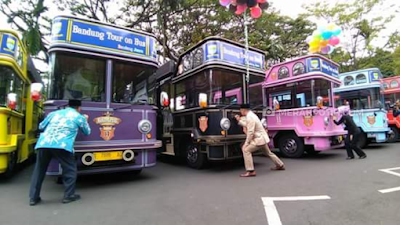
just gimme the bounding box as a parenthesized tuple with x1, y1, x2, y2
(305, 146, 320, 155)
(278, 134, 304, 158)
(4, 151, 18, 178)
(387, 127, 399, 143)
(186, 144, 207, 169)
(357, 132, 368, 149)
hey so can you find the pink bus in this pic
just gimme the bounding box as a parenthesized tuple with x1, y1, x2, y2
(262, 55, 346, 157)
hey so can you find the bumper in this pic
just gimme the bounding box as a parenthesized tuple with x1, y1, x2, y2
(367, 132, 388, 143)
(304, 136, 345, 151)
(46, 149, 158, 176)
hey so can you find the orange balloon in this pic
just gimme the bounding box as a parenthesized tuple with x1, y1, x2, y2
(320, 40, 329, 47)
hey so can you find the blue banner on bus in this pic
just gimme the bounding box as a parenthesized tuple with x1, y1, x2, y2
(306, 57, 339, 77)
(369, 71, 381, 82)
(203, 41, 265, 71)
(50, 16, 157, 62)
(0, 33, 17, 57)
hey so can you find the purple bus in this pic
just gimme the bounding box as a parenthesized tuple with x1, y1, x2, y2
(45, 16, 161, 176)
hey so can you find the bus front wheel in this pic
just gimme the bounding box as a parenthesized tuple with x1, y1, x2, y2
(387, 127, 399, 143)
(278, 134, 304, 158)
(186, 144, 207, 169)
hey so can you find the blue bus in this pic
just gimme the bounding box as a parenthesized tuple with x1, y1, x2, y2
(334, 68, 389, 147)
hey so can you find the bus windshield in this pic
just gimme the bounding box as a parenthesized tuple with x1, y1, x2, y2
(112, 61, 156, 104)
(266, 79, 332, 109)
(0, 66, 24, 111)
(48, 53, 106, 102)
(175, 69, 244, 110)
(335, 87, 384, 110)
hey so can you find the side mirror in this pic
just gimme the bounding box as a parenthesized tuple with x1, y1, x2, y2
(31, 83, 44, 102)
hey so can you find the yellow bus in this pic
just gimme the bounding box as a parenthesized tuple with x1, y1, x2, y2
(0, 30, 43, 177)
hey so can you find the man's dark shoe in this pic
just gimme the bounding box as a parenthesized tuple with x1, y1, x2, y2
(346, 157, 354, 160)
(62, 194, 81, 204)
(359, 155, 367, 159)
(29, 197, 41, 206)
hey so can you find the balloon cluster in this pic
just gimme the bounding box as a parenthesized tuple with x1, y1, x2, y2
(219, 0, 269, 19)
(307, 24, 342, 54)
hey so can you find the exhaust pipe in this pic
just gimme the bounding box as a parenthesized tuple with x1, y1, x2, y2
(123, 150, 135, 162)
(81, 153, 95, 166)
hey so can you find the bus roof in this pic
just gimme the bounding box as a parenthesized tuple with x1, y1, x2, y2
(174, 36, 266, 79)
(49, 15, 158, 66)
(382, 75, 400, 94)
(263, 54, 340, 88)
(336, 68, 382, 91)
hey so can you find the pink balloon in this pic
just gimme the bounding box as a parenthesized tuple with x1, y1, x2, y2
(329, 36, 340, 46)
(235, 4, 247, 15)
(257, 0, 267, 3)
(250, 6, 262, 19)
(219, 0, 231, 7)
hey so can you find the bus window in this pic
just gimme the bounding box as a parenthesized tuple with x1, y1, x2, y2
(0, 66, 24, 111)
(344, 76, 354, 86)
(296, 80, 313, 107)
(278, 66, 289, 79)
(48, 53, 106, 101)
(293, 62, 305, 76)
(249, 75, 265, 107)
(112, 62, 156, 104)
(356, 74, 367, 84)
(266, 84, 294, 109)
(314, 79, 331, 107)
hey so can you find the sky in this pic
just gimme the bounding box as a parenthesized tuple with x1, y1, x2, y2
(1, 0, 400, 72)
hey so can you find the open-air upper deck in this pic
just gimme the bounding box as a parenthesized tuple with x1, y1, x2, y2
(263, 54, 340, 88)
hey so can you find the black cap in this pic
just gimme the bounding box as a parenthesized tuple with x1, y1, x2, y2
(68, 99, 81, 107)
(240, 103, 251, 109)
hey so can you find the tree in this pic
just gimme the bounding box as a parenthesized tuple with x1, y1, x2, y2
(0, 0, 50, 60)
(304, 0, 399, 72)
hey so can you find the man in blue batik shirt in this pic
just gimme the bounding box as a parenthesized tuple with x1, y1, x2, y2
(29, 100, 91, 206)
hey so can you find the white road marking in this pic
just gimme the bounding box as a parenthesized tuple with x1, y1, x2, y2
(378, 167, 400, 194)
(261, 195, 331, 225)
(379, 186, 400, 194)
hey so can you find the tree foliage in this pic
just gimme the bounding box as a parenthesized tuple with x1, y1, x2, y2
(304, 0, 400, 74)
(0, 0, 49, 59)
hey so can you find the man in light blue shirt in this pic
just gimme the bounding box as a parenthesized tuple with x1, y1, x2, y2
(29, 100, 91, 205)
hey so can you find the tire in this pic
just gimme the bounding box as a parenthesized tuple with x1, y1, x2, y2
(387, 127, 399, 143)
(129, 169, 142, 175)
(305, 146, 321, 155)
(356, 132, 368, 149)
(3, 151, 18, 178)
(278, 134, 304, 158)
(186, 144, 208, 169)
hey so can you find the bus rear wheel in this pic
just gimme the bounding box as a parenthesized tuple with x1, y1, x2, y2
(278, 134, 304, 158)
(387, 127, 399, 143)
(186, 144, 207, 169)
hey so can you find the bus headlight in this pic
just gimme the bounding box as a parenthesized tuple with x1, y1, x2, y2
(138, 119, 152, 134)
(220, 118, 231, 131)
(324, 117, 330, 126)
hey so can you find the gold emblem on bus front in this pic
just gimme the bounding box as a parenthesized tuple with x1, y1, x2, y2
(303, 115, 313, 127)
(93, 112, 122, 141)
(199, 116, 208, 132)
(367, 115, 376, 125)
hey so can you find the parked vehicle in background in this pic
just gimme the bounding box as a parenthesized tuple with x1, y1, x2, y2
(45, 16, 161, 176)
(155, 37, 265, 169)
(0, 30, 43, 177)
(382, 75, 400, 142)
(334, 68, 389, 147)
(262, 55, 346, 158)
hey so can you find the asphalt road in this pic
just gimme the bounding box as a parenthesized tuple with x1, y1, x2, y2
(1, 143, 400, 225)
